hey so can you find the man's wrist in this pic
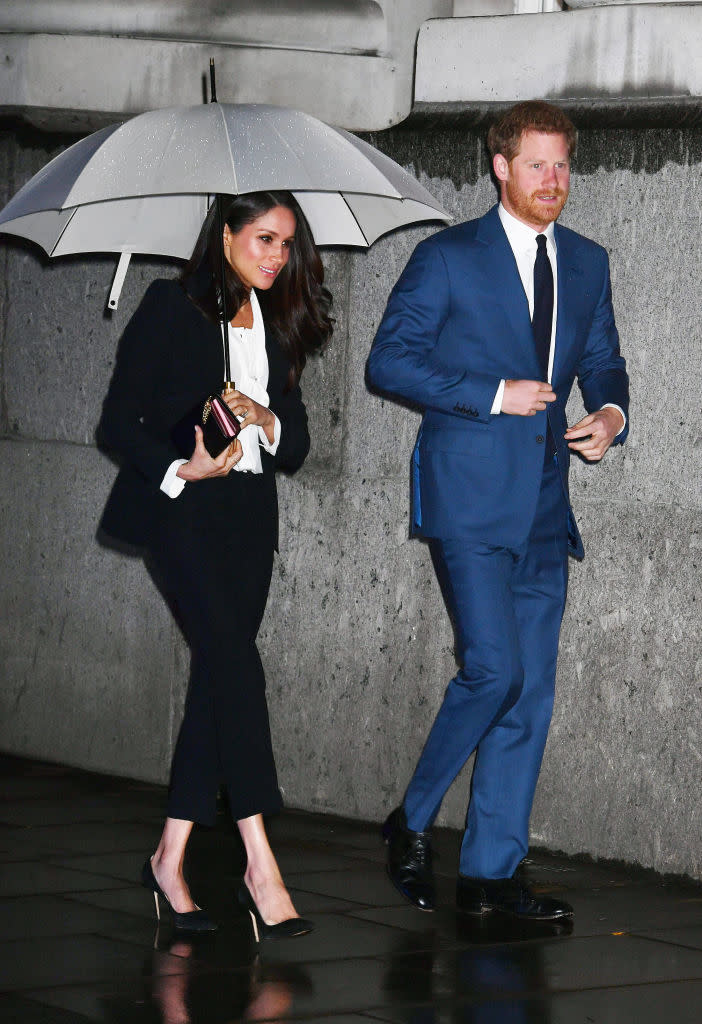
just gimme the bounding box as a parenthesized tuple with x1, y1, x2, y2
(601, 403, 626, 436)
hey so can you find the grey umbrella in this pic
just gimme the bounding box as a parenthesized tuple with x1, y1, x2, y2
(0, 101, 450, 309)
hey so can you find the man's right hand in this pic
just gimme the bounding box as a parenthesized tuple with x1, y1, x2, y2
(501, 380, 556, 417)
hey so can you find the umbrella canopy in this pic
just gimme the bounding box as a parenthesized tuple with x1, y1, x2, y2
(0, 103, 449, 258)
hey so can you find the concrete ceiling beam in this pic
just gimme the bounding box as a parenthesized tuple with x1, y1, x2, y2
(0, 0, 452, 132)
(414, 5, 702, 127)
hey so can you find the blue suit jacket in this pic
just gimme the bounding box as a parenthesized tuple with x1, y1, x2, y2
(366, 206, 629, 558)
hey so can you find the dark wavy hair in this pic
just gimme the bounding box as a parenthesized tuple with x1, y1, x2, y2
(487, 101, 577, 163)
(181, 191, 333, 389)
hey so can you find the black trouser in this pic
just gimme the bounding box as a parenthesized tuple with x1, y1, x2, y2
(148, 510, 281, 826)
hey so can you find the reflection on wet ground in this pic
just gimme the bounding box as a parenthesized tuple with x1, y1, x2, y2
(2, 753, 702, 1022)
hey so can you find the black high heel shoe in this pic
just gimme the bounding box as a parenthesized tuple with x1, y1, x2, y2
(141, 857, 217, 932)
(237, 883, 313, 942)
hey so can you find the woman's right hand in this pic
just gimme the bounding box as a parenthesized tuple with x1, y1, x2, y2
(176, 426, 243, 481)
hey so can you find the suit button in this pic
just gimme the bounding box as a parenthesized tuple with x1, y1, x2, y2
(536, 435, 544, 443)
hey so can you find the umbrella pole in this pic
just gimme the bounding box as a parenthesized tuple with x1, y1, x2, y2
(216, 192, 233, 391)
(210, 59, 234, 392)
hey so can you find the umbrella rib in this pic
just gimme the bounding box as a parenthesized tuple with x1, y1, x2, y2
(49, 207, 78, 257)
(340, 193, 371, 247)
(216, 105, 239, 195)
(268, 122, 313, 185)
(265, 116, 347, 193)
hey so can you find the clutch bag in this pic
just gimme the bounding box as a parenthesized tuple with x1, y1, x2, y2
(171, 393, 241, 459)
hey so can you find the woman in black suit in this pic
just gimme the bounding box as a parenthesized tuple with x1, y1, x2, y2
(99, 191, 333, 939)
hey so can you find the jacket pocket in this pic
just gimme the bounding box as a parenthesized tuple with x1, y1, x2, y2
(421, 425, 494, 459)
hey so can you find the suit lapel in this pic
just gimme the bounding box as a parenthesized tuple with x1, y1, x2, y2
(264, 324, 290, 404)
(177, 290, 227, 395)
(475, 207, 540, 376)
(553, 225, 584, 386)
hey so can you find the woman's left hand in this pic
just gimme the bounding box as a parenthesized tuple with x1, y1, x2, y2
(223, 389, 276, 443)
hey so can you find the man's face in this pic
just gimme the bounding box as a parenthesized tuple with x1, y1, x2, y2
(493, 130, 571, 231)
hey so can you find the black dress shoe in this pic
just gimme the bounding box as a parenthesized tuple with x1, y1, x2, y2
(382, 806, 436, 911)
(456, 873, 573, 922)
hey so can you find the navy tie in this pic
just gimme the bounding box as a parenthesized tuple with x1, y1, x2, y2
(532, 234, 555, 458)
(532, 234, 553, 379)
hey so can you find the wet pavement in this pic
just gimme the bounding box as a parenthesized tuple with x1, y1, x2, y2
(2, 753, 702, 1022)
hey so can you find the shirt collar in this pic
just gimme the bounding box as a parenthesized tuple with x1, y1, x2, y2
(498, 202, 556, 253)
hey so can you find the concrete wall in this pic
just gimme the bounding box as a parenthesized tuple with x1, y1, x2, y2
(1, 121, 701, 879)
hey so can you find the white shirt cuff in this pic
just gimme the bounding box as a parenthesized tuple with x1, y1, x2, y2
(602, 403, 627, 436)
(160, 459, 188, 498)
(491, 379, 506, 415)
(259, 414, 281, 455)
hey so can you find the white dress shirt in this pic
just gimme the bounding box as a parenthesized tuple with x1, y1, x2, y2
(492, 204, 625, 433)
(160, 288, 281, 499)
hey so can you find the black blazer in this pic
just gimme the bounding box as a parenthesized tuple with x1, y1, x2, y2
(98, 279, 310, 549)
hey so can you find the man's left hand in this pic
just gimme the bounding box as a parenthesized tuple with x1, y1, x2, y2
(565, 407, 624, 462)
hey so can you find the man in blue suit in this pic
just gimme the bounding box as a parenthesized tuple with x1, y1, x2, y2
(367, 102, 628, 921)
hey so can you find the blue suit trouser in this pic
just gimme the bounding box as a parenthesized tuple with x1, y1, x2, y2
(404, 454, 569, 878)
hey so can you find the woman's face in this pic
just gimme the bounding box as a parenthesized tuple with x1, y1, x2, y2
(223, 205, 297, 291)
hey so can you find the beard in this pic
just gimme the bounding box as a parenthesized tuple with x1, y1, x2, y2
(505, 179, 568, 228)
